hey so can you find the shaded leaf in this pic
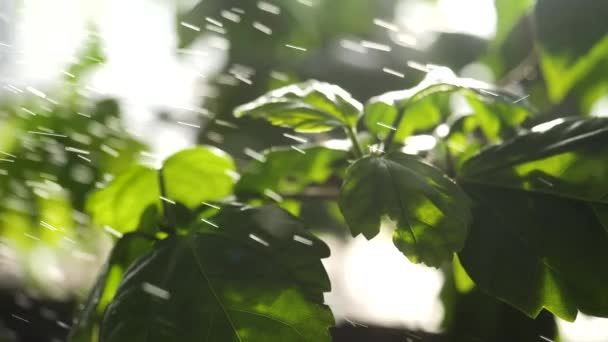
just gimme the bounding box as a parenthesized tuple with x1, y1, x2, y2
(440, 260, 557, 342)
(339, 152, 471, 267)
(234, 80, 362, 133)
(100, 205, 334, 341)
(68, 233, 155, 342)
(535, 0, 608, 102)
(458, 118, 608, 320)
(365, 66, 530, 142)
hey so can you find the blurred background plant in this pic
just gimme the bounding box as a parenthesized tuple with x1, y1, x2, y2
(0, 0, 607, 341)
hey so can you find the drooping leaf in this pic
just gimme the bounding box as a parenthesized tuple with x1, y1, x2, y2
(234, 80, 362, 133)
(535, 0, 608, 102)
(365, 66, 530, 142)
(100, 205, 334, 341)
(236, 145, 347, 198)
(87, 146, 236, 233)
(458, 117, 608, 321)
(440, 261, 557, 342)
(68, 233, 155, 342)
(339, 152, 471, 267)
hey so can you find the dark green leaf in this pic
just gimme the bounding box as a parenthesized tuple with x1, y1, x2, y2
(365, 67, 530, 142)
(68, 233, 155, 342)
(339, 152, 471, 267)
(440, 259, 557, 342)
(458, 118, 608, 321)
(87, 146, 236, 233)
(535, 0, 608, 102)
(234, 80, 362, 133)
(236, 145, 346, 197)
(100, 205, 334, 341)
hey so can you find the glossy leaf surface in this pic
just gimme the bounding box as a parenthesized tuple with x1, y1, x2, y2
(234, 80, 362, 133)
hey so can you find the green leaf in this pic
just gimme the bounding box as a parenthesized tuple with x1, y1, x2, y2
(68, 233, 155, 342)
(535, 0, 608, 102)
(100, 205, 334, 341)
(87, 146, 236, 233)
(440, 264, 558, 342)
(465, 92, 529, 142)
(458, 118, 608, 321)
(236, 145, 347, 197)
(494, 0, 534, 48)
(234, 80, 362, 133)
(365, 66, 530, 142)
(87, 165, 159, 233)
(339, 152, 471, 267)
(163, 147, 236, 208)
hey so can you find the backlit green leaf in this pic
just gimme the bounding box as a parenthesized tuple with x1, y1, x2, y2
(100, 205, 334, 341)
(234, 80, 362, 133)
(365, 66, 530, 142)
(87, 165, 159, 233)
(87, 146, 236, 233)
(458, 117, 608, 321)
(339, 152, 471, 267)
(163, 147, 236, 208)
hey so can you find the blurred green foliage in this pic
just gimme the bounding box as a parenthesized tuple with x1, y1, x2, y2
(2, 0, 608, 341)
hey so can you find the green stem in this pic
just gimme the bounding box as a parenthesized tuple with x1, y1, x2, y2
(158, 168, 176, 234)
(344, 125, 364, 158)
(383, 104, 406, 151)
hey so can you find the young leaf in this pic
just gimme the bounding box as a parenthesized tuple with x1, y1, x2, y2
(236, 145, 347, 198)
(365, 66, 530, 142)
(87, 165, 159, 233)
(87, 146, 236, 233)
(162, 147, 236, 208)
(234, 80, 362, 133)
(68, 233, 155, 342)
(458, 118, 608, 321)
(339, 152, 471, 267)
(100, 205, 334, 341)
(535, 0, 608, 102)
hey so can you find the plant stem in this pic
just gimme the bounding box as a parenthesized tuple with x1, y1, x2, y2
(281, 185, 340, 201)
(344, 125, 364, 158)
(158, 168, 176, 234)
(383, 104, 406, 151)
(442, 141, 455, 179)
